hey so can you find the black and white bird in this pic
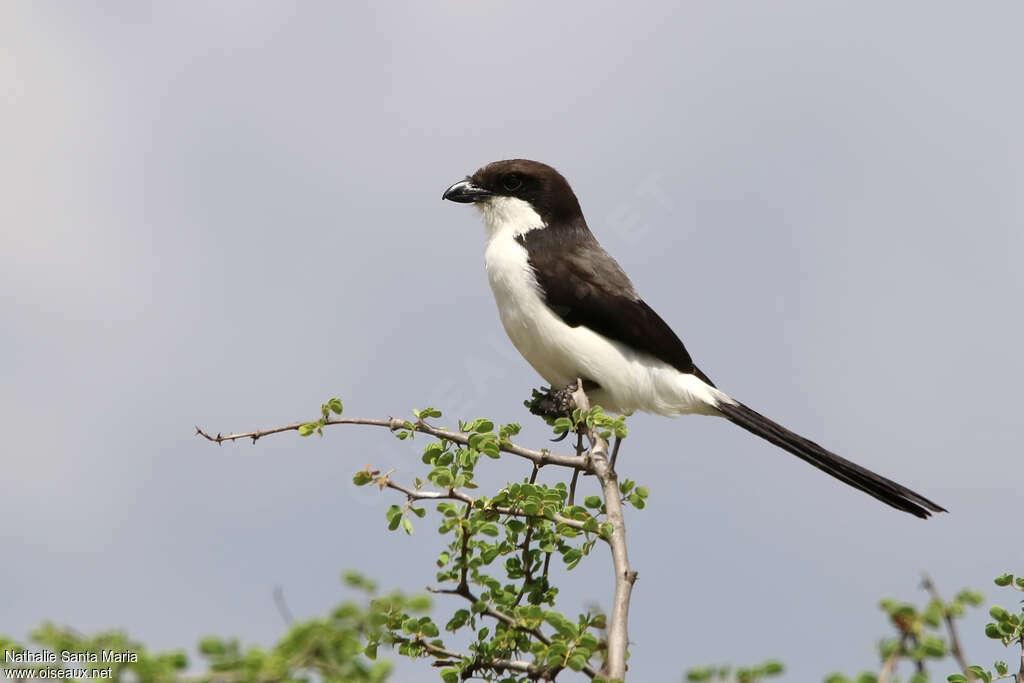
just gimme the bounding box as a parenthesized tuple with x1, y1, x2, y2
(442, 159, 945, 519)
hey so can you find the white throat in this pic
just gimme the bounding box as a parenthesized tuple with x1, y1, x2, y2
(477, 196, 545, 240)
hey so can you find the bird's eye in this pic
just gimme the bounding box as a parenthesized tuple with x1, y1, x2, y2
(502, 175, 523, 191)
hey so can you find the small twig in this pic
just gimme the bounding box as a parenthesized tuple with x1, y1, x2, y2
(610, 436, 623, 471)
(426, 583, 599, 680)
(876, 638, 902, 683)
(272, 585, 294, 625)
(921, 573, 972, 678)
(458, 503, 472, 591)
(197, 416, 590, 471)
(382, 477, 590, 533)
(512, 520, 537, 608)
(908, 633, 925, 675)
(568, 470, 581, 507)
(568, 432, 584, 506)
(393, 636, 556, 679)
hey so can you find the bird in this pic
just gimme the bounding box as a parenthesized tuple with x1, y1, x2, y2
(442, 158, 946, 519)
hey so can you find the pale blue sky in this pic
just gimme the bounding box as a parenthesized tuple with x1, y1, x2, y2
(3, 2, 1022, 681)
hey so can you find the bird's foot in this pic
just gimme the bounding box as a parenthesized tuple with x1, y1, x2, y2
(528, 382, 585, 419)
(525, 384, 579, 422)
(525, 380, 599, 420)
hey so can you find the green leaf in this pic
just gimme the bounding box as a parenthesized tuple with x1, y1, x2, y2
(198, 637, 225, 656)
(386, 505, 402, 531)
(563, 548, 583, 569)
(363, 643, 377, 660)
(946, 676, 967, 683)
(352, 471, 373, 486)
(584, 495, 602, 509)
(401, 517, 414, 535)
(994, 573, 1014, 587)
(440, 668, 459, 683)
(298, 423, 317, 436)
(327, 398, 343, 414)
(567, 653, 587, 671)
(635, 486, 649, 498)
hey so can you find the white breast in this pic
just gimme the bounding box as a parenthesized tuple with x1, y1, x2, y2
(478, 197, 729, 416)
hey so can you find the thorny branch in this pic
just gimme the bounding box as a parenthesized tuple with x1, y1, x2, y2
(196, 417, 589, 470)
(876, 634, 904, 683)
(920, 573, 973, 680)
(197, 395, 630, 680)
(571, 382, 636, 681)
(380, 477, 590, 533)
(1018, 634, 1024, 683)
(393, 636, 561, 680)
(424, 582, 600, 680)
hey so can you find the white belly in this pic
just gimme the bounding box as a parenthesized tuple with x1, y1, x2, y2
(483, 231, 725, 416)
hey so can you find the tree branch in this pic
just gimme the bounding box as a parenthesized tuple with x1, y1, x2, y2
(196, 416, 590, 470)
(920, 573, 971, 678)
(876, 635, 903, 683)
(1017, 634, 1023, 683)
(380, 477, 590, 533)
(572, 383, 636, 681)
(199, 405, 611, 680)
(426, 583, 599, 680)
(394, 636, 558, 680)
(271, 585, 294, 625)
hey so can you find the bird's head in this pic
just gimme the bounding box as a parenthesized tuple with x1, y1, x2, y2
(442, 159, 583, 236)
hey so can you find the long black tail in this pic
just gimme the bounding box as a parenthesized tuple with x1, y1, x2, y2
(715, 401, 946, 518)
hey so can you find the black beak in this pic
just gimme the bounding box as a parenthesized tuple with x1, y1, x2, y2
(442, 179, 493, 203)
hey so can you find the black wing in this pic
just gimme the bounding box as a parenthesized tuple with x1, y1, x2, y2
(517, 229, 713, 385)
